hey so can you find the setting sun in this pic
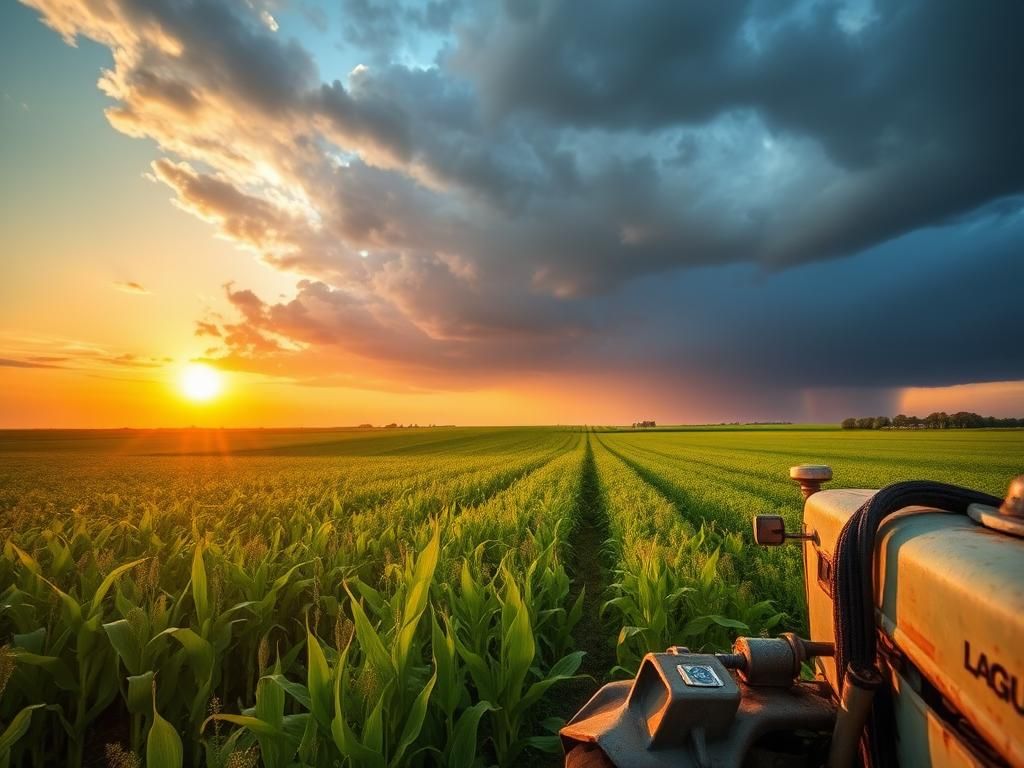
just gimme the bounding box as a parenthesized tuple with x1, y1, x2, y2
(180, 363, 222, 402)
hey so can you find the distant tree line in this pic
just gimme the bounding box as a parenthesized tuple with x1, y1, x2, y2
(713, 421, 793, 426)
(841, 412, 1024, 430)
(632, 420, 657, 429)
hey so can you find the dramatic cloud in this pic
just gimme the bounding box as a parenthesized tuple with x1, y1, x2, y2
(20, 0, 1024, 414)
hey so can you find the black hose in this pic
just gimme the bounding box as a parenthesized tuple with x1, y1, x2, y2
(831, 480, 1001, 767)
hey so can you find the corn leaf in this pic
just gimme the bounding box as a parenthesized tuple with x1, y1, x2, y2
(127, 671, 155, 715)
(147, 687, 183, 768)
(191, 544, 210, 628)
(396, 525, 440, 670)
(103, 619, 142, 675)
(500, 578, 535, 703)
(345, 587, 395, 681)
(0, 704, 44, 756)
(89, 558, 147, 618)
(362, 685, 387, 755)
(202, 713, 288, 739)
(10, 650, 78, 692)
(431, 611, 459, 718)
(391, 669, 436, 766)
(161, 628, 214, 685)
(305, 624, 332, 730)
(8, 545, 40, 577)
(264, 674, 312, 710)
(446, 701, 493, 768)
(330, 652, 385, 768)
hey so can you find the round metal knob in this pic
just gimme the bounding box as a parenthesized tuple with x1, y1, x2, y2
(789, 464, 833, 500)
(1001, 475, 1024, 518)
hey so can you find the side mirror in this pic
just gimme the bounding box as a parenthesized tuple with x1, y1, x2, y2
(753, 515, 786, 546)
(753, 515, 816, 546)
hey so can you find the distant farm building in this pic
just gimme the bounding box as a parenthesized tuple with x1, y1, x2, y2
(632, 420, 656, 429)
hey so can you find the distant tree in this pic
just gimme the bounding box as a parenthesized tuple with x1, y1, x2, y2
(950, 411, 983, 429)
(841, 411, 1020, 431)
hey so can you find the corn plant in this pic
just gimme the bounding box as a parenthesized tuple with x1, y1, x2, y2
(0, 643, 48, 768)
(450, 564, 584, 765)
(4, 424, 1007, 764)
(592, 436, 785, 673)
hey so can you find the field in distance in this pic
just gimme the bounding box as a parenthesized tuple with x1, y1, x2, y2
(0, 426, 1020, 767)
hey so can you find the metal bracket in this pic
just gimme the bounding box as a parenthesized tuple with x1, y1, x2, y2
(753, 515, 817, 546)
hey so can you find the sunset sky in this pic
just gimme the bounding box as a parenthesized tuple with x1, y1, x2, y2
(2, 0, 1022, 427)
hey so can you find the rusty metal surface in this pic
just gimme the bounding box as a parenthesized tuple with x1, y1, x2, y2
(734, 637, 799, 687)
(890, 668, 988, 768)
(806, 487, 1024, 766)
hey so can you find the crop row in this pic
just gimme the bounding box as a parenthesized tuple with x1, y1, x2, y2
(4, 426, 1015, 766)
(0, 432, 588, 767)
(596, 435, 805, 623)
(590, 435, 787, 672)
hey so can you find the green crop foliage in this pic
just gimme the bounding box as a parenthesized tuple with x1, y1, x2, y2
(0, 425, 1019, 765)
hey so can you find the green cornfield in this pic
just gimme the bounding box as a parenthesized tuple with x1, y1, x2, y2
(0, 426, 1020, 767)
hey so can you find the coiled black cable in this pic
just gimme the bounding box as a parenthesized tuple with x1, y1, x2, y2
(831, 480, 1001, 767)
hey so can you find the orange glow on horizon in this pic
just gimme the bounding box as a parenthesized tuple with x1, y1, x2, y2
(899, 380, 1024, 418)
(0, 361, 1021, 429)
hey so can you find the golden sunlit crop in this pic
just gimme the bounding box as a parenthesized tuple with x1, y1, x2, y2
(180, 363, 223, 402)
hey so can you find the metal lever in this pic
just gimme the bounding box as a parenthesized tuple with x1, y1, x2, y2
(753, 515, 816, 546)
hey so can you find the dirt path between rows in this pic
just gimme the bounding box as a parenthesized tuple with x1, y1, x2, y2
(557, 436, 617, 717)
(535, 435, 620, 766)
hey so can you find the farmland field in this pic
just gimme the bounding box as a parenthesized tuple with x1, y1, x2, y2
(0, 426, 1020, 767)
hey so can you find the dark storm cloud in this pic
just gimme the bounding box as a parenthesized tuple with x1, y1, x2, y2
(20, 0, 1024, 409)
(453, 0, 1024, 267)
(607, 205, 1024, 391)
(338, 0, 463, 60)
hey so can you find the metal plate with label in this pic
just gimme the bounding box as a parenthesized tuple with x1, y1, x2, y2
(677, 664, 724, 687)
